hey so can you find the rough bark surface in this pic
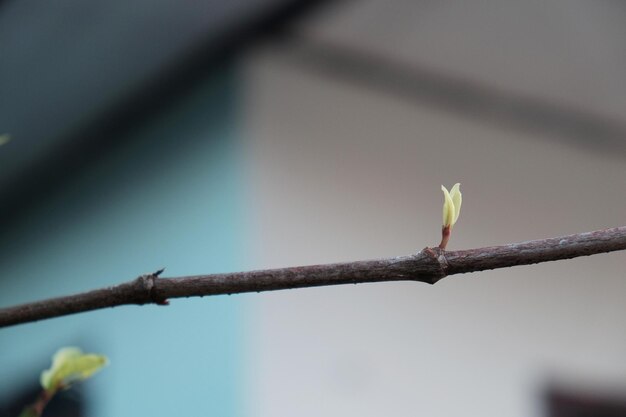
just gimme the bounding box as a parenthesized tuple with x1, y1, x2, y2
(1, 226, 624, 328)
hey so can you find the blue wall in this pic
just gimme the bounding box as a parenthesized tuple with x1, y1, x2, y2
(0, 71, 243, 417)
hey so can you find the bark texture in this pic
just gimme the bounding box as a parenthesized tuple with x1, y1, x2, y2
(1, 226, 625, 328)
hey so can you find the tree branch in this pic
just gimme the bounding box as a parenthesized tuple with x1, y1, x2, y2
(1, 226, 625, 328)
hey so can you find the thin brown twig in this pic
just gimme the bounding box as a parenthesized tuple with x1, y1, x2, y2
(1, 226, 625, 328)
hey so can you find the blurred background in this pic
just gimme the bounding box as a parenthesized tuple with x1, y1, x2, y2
(1, 0, 626, 416)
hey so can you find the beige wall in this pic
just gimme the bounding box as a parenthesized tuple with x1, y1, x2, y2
(240, 43, 626, 417)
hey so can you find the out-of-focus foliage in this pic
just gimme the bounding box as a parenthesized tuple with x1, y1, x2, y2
(18, 347, 108, 417)
(40, 347, 108, 392)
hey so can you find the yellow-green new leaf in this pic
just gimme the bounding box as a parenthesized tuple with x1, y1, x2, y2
(441, 185, 455, 227)
(450, 183, 462, 225)
(40, 347, 108, 391)
(441, 183, 462, 228)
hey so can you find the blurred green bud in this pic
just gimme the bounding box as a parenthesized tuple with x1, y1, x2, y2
(40, 347, 108, 392)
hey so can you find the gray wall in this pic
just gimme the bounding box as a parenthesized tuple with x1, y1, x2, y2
(239, 4, 626, 412)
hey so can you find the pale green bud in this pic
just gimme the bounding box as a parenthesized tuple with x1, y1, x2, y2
(40, 347, 108, 392)
(441, 183, 462, 228)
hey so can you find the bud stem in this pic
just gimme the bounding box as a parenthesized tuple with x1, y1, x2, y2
(439, 225, 451, 250)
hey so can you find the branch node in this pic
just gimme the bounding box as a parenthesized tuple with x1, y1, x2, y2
(139, 269, 169, 306)
(422, 247, 449, 284)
